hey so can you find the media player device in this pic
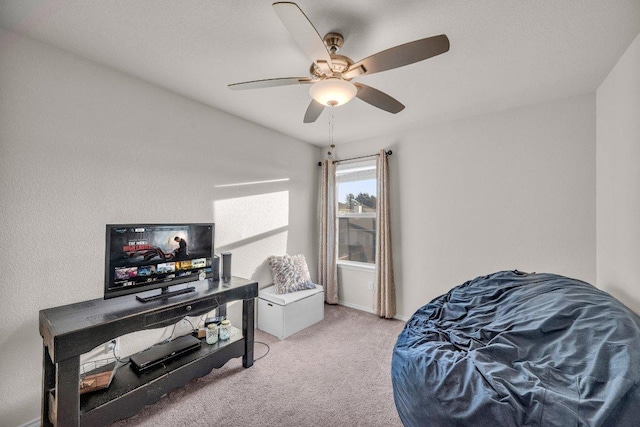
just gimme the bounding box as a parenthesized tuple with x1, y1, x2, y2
(130, 335, 202, 373)
(212, 254, 220, 281)
(221, 252, 232, 279)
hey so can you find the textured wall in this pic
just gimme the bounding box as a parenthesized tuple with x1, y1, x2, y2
(597, 32, 640, 313)
(334, 94, 597, 319)
(0, 29, 319, 426)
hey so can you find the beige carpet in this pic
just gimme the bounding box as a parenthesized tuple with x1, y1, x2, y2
(111, 304, 405, 427)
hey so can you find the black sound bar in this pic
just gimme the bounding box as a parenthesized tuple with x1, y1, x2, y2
(129, 335, 201, 373)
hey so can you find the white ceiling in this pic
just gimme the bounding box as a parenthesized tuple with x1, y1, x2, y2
(1, 1, 639, 146)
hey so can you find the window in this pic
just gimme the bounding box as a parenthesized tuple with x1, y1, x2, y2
(336, 160, 376, 266)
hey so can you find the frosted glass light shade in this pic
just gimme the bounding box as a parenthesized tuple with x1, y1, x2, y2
(309, 78, 357, 107)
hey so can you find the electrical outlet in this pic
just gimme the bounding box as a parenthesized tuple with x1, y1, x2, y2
(367, 282, 374, 291)
(107, 339, 118, 353)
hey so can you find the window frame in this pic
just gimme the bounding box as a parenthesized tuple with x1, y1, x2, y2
(335, 159, 377, 269)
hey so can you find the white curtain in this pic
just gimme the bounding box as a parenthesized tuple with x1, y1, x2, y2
(319, 159, 338, 304)
(374, 150, 396, 318)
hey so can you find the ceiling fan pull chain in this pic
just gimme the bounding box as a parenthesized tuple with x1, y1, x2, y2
(330, 108, 334, 147)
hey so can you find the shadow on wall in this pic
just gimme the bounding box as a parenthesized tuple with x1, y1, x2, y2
(604, 285, 640, 315)
(251, 258, 272, 287)
(213, 177, 292, 287)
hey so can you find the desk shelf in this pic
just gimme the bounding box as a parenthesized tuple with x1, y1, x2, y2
(40, 278, 257, 426)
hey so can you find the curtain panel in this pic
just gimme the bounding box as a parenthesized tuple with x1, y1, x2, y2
(375, 149, 396, 318)
(319, 159, 338, 304)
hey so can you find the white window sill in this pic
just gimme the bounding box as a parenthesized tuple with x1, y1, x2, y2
(337, 212, 376, 218)
(337, 261, 375, 272)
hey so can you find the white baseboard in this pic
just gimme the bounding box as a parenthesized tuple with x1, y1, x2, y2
(338, 300, 409, 322)
(394, 314, 410, 322)
(338, 300, 375, 314)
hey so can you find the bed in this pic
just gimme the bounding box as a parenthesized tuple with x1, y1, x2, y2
(392, 270, 640, 426)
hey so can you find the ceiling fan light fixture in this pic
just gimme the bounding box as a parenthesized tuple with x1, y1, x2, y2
(309, 78, 357, 107)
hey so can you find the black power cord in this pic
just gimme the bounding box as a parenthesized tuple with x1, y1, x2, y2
(254, 341, 270, 361)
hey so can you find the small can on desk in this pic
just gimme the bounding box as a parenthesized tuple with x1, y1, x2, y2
(206, 323, 218, 344)
(219, 319, 231, 340)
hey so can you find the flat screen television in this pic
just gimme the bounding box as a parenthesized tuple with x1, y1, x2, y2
(104, 223, 215, 302)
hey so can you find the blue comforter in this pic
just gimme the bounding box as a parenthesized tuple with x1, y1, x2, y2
(392, 270, 640, 426)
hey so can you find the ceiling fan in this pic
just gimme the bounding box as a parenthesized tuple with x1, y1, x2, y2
(228, 2, 450, 123)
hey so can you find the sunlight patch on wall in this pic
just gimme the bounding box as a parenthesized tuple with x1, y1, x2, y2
(215, 178, 290, 188)
(214, 191, 289, 249)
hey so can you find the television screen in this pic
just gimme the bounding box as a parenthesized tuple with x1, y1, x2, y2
(104, 223, 214, 300)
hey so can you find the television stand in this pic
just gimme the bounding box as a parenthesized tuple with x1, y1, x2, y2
(39, 277, 257, 427)
(135, 284, 195, 302)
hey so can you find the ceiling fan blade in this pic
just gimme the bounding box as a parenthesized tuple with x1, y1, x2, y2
(303, 99, 325, 123)
(228, 77, 312, 90)
(343, 34, 449, 80)
(354, 83, 405, 114)
(272, 2, 333, 68)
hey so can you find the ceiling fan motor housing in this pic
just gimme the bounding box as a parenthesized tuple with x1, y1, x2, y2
(310, 54, 354, 79)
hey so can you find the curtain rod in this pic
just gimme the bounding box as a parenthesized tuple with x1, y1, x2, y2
(317, 150, 392, 166)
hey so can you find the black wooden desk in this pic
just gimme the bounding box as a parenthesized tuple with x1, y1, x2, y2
(39, 277, 258, 426)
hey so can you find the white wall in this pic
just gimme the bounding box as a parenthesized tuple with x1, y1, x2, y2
(334, 94, 597, 319)
(337, 265, 375, 313)
(597, 32, 640, 313)
(0, 29, 319, 426)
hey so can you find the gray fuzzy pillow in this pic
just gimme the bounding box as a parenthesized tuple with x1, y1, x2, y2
(269, 254, 316, 294)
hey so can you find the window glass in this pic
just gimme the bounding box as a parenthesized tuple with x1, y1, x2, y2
(338, 217, 376, 263)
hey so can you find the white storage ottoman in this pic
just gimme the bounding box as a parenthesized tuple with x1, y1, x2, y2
(258, 285, 324, 339)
